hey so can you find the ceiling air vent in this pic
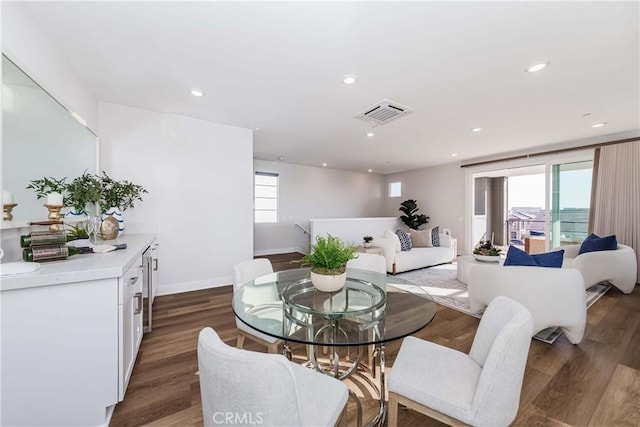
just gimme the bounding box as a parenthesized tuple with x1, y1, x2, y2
(354, 99, 414, 126)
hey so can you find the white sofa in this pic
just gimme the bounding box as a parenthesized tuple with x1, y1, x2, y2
(560, 244, 637, 294)
(468, 264, 587, 344)
(372, 232, 455, 274)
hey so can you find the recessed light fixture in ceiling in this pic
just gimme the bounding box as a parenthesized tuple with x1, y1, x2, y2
(471, 128, 482, 133)
(190, 89, 204, 97)
(450, 153, 458, 157)
(525, 61, 550, 73)
(278, 156, 284, 161)
(368, 169, 373, 173)
(322, 163, 328, 167)
(343, 74, 358, 85)
(367, 132, 375, 137)
(591, 122, 608, 128)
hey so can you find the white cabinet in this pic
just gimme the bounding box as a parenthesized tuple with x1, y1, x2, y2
(1, 233, 157, 427)
(119, 262, 144, 400)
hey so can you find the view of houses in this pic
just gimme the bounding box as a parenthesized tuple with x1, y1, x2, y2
(508, 207, 590, 245)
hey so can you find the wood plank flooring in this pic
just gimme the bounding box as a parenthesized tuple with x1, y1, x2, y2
(111, 253, 640, 426)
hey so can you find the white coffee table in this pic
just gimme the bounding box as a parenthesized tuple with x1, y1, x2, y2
(457, 255, 502, 284)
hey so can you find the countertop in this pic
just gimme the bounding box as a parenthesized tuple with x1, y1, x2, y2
(1, 233, 157, 292)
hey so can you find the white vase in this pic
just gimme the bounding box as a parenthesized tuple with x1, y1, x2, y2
(102, 207, 124, 236)
(363, 242, 372, 248)
(64, 209, 88, 223)
(310, 271, 347, 292)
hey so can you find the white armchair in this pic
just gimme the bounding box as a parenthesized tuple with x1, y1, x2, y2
(387, 296, 534, 427)
(198, 327, 348, 427)
(560, 244, 637, 294)
(468, 264, 587, 344)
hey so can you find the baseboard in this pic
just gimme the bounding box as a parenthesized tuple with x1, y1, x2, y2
(157, 276, 232, 296)
(254, 246, 305, 256)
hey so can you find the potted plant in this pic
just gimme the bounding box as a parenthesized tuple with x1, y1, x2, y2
(473, 240, 502, 262)
(300, 235, 356, 292)
(100, 172, 148, 237)
(399, 199, 430, 230)
(363, 235, 374, 248)
(64, 171, 102, 218)
(26, 176, 67, 206)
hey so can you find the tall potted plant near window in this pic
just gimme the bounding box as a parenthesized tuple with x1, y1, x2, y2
(100, 172, 147, 238)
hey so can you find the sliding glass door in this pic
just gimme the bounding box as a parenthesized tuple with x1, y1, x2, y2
(467, 152, 594, 254)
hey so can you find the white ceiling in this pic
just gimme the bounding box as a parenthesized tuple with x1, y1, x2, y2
(18, 1, 640, 174)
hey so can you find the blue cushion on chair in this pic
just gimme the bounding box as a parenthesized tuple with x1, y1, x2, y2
(504, 245, 564, 268)
(578, 233, 617, 254)
(396, 230, 412, 251)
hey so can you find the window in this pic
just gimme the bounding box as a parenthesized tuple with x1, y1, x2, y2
(254, 172, 278, 223)
(389, 181, 402, 198)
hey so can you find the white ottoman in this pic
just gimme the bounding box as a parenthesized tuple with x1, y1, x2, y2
(456, 255, 502, 284)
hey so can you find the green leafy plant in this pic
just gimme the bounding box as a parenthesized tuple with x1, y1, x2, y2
(26, 176, 67, 199)
(363, 235, 373, 244)
(65, 171, 102, 213)
(66, 223, 89, 240)
(399, 199, 429, 230)
(298, 235, 356, 275)
(473, 240, 502, 256)
(100, 172, 148, 211)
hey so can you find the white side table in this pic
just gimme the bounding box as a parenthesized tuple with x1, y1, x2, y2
(456, 255, 502, 284)
(356, 246, 384, 256)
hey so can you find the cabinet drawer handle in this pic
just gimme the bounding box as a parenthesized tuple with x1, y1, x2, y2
(134, 292, 143, 314)
(153, 258, 158, 271)
(129, 276, 139, 285)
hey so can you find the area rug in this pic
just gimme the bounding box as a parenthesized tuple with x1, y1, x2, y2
(394, 263, 610, 344)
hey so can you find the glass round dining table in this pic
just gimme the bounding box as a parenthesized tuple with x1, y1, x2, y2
(232, 267, 436, 426)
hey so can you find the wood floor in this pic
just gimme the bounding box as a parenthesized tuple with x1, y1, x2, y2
(111, 253, 640, 426)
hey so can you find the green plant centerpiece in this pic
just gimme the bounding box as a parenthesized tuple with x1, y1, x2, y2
(473, 240, 502, 262)
(399, 199, 429, 230)
(301, 235, 356, 292)
(26, 176, 67, 205)
(65, 171, 102, 214)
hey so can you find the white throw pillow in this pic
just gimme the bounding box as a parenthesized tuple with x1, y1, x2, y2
(384, 229, 402, 252)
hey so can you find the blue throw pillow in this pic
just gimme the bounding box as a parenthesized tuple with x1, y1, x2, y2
(578, 233, 617, 254)
(396, 229, 412, 251)
(531, 249, 565, 268)
(503, 245, 564, 268)
(431, 226, 440, 247)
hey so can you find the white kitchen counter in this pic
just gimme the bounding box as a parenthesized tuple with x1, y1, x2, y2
(1, 233, 156, 292)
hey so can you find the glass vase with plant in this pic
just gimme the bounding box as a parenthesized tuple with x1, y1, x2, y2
(64, 171, 102, 216)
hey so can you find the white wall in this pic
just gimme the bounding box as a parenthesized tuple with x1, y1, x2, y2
(1, 2, 98, 131)
(99, 102, 254, 294)
(253, 160, 386, 255)
(383, 163, 466, 253)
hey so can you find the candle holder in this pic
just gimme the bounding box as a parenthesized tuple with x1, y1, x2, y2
(3, 203, 17, 221)
(44, 204, 64, 231)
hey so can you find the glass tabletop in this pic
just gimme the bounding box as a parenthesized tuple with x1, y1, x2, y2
(232, 267, 436, 347)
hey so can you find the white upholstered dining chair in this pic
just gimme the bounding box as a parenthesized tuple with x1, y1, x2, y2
(387, 296, 534, 427)
(232, 258, 282, 353)
(347, 253, 387, 275)
(198, 327, 348, 427)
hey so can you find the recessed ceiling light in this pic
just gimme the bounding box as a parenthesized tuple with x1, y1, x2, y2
(278, 156, 284, 161)
(190, 89, 204, 97)
(255, 127, 260, 130)
(366, 132, 375, 137)
(525, 61, 550, 73)
(368, 169, 373, 173)
(591, 122, 607, 128)
(450, 153, 458, 157)
(342, 74, 358, 85)
(471, 128, 482, 133)
(322, 163, 327, 167)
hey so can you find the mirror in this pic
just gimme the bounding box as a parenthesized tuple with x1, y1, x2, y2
(2, 54, 98, 224)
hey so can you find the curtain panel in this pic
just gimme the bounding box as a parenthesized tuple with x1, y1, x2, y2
(591, 140, 640, 283)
